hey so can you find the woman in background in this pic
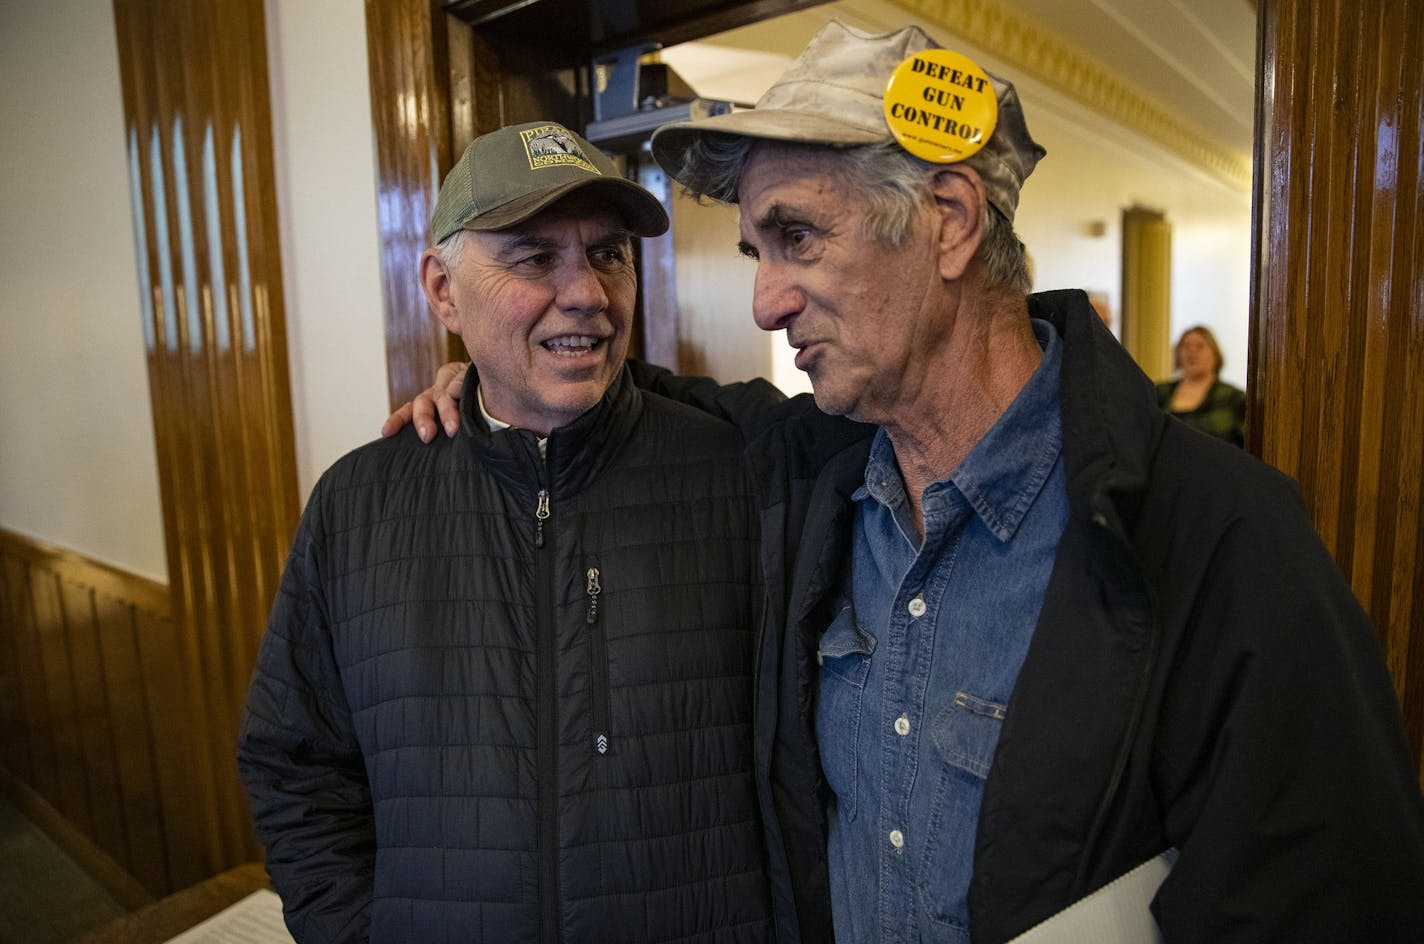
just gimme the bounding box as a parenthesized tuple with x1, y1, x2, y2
(1157, 325, 1247, 446)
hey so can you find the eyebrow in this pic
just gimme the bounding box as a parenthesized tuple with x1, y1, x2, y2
(738, 203, 806, 258)
(489, 227, 633, 259)
(591, 228, 635, 250)
(489, 233, 560, 258)
(751, 202, 797, 233)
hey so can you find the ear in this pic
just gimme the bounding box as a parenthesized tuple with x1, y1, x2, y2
(420, 248, 463, 336)
(928, 166, 987, 282)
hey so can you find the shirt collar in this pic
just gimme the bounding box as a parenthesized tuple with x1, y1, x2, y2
(856, 318, 1063, 542)
(477, 385, 547, 459)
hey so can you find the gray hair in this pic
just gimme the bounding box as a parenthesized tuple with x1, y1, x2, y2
(674, 133, 1031, 293)
(433, 229, 471, 269)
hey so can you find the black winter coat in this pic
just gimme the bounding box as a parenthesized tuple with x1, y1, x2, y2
(637, 289, 1424, 943)
(238, 368, 775, 944)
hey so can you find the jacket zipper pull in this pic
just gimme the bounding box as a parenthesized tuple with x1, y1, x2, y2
(534, 489, 550, 547)
(586, 567, 601, 624)
(587, 565, 608, 755)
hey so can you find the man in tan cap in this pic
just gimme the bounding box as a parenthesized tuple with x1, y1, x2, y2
(239, 121, 777, 943)
(391, 23, 1424, 943)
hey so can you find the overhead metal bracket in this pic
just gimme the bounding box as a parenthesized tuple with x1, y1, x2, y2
(592, 43, 659, 123)
(587, 42, 734, 154)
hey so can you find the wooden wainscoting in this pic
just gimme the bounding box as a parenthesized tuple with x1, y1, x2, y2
(0, 529, 212, 899)
(1253, 0, 1424, 784)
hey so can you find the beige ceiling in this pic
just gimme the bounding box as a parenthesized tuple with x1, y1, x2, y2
(1005, 0, 1256, 155)
(661, 0, 1258, 188)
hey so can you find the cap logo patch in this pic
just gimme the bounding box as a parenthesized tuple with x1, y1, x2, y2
(522, 125, 601, 174)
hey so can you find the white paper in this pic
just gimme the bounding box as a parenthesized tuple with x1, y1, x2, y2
(1007, 849, 1176, 943)
(160, 889, 295, 944)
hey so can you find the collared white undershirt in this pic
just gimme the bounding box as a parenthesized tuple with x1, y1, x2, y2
(476, 384, 547, 459)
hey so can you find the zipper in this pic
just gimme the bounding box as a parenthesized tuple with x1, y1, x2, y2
(534, 489, 550, 547)
(585, 566, 601, 625)
(586, 564, 611, 756)
(533, 485, 559, 943)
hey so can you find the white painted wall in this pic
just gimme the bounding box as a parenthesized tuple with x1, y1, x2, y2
(265, 0, 391, 498)
(1169, 216, 1252, 388)
(1015, 91, 1252, 389)
(0, 0, 166, 580)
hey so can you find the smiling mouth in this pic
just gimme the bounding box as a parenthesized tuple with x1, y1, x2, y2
(543, 335, 603, 357)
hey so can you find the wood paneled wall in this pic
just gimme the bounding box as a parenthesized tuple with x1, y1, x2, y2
(366, 0, 462, 409)
(0, 531, 201, 898)
(1120, 206, 1173, 382)
(110, 0, 300, 874)
(1252, 0, 1424, 783)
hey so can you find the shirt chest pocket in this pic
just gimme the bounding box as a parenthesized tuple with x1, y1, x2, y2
(930, 690, 1006, 779)
(919, 690, 1009, 933)
(815, 606, 876, 822)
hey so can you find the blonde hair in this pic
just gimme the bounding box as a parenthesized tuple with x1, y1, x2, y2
(1175, 325, 1224, 376)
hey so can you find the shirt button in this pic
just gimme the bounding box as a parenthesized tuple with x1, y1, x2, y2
(894, 715, 911, 736)
(907, 597, 927, 618)
(889, 829, 905, 849)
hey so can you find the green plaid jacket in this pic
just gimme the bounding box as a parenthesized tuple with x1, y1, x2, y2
(1156, 378, 1246, 446)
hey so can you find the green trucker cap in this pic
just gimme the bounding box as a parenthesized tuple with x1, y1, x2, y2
(430, 121, 669, 243)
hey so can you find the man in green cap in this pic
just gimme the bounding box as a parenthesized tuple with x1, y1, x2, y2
(393, 21, 1424, 944)
(237, 120, 776, 943)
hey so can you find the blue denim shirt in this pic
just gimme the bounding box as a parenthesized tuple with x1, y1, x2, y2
(817, 320, 1068, 943)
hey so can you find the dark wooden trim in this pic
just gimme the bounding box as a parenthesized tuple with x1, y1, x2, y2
(0, 529, 189, 897)
(2, 770, 154, 912)
(72, 864, 270, 944)
(365, 0, 457, 408)
(444, 0, 833, 59)
(0, 531, 170, 616)
(109, 0, 300, 875)
(1251, 0, 1424, 785)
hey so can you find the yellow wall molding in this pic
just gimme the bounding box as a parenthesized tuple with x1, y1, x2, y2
(892, 0, 1254, 189)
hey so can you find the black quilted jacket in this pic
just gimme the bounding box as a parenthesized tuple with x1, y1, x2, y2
(237, 367, 775, 943)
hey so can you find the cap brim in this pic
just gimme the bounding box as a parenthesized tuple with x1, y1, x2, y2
(461, 176, 669, 238)
(652, 108, 887, 191)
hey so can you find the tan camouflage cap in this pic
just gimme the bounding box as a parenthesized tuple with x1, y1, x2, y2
(431, 121, 669, 243)
(650, 21, 1045, 221)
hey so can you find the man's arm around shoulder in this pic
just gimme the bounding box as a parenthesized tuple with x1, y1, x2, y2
(624, 359, 794, 437)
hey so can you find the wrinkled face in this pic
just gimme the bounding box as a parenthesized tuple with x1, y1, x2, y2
(1176, 330, 1218, 380)
(434, 199, 636, 435)
(736, 143, 944, 423)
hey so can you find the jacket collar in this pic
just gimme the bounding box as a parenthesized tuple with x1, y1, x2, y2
(457, 364, 643, 502)
(781, 289, 1163, 578)
(1028, 289, 1165, 542)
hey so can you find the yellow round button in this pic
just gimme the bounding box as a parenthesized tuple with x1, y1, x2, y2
(883, 49, 998, 163)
